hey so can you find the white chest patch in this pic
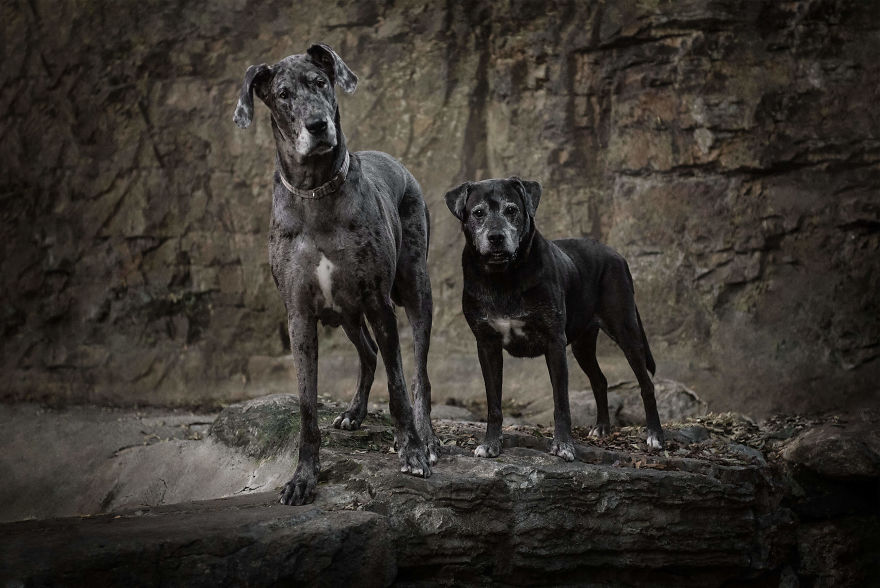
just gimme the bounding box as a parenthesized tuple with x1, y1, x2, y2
(488, 317, 526, 345)
(315, 254, 337, 310)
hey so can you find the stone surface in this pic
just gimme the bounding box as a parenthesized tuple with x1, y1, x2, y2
(1, 0, 879, 418)
(0, 406, 793, 587)
(0, 403, 294, 522)
(1, 494, 396, 588)
(796, 518, 880, 588)
(1, 398, 878, 585)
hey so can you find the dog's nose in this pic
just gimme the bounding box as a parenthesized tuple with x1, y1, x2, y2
(488, 233, 505, 247)
(306, 119, 328, 135)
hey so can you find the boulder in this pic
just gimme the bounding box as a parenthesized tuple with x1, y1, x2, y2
(430, 403, 480, 421)
(530, 377, 708, 430)
(781, 422, 880, 479)
(209, 394, 301, 459)
(615, 378, 709, 426)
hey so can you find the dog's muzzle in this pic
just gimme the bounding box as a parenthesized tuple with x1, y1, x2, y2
(295, 116, 336, 156)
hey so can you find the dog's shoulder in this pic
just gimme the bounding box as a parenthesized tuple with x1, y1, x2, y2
(350, 150, 415, 195)
(353, 150, 409, 177)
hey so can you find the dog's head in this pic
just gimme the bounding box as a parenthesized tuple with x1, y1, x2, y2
(233, 44, 358, 160)
(445, 177, 542, 272)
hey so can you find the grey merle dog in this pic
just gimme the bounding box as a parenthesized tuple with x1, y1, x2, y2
(445, 177, 664, 461)
(234, 44, 437, 505)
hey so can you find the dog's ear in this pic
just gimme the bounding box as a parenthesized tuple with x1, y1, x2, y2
(444, 182, 471, 221)
(233, 63, 273, 129)
(512, 177, 542, 217)
(307, 43, 358, 94)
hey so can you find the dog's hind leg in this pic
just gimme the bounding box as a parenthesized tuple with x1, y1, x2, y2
(366, 298, 432, 477)
(571, 325, 611, 438)
(333, 317, 377, 431)
(598, 264, 664, 449)
(402, 290, 438, 464)
(620, 332, 664, 449)
(394, 190, 439, 464)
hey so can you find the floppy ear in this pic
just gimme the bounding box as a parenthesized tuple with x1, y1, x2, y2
(233, 63, 272, 129)
(444, 182, 471, 221)
(306, 43, 358, 94)
(512, 177, 542, 217)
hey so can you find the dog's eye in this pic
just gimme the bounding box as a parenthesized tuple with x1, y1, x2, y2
(472, 209, 485, 219)
(504, 205, 518, 216)
(278, 89, 289, 100)
(315, 78, 327, 89)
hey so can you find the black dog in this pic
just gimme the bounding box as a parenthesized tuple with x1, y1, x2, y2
(445, 177, 663, 460)
(233, 44, 437, 505)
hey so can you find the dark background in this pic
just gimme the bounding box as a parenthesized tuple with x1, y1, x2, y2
(2, 0, 878, 418)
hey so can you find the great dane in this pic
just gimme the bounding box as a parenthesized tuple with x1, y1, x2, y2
(234, 44, 437, 505)
(445, 177, 664, 461)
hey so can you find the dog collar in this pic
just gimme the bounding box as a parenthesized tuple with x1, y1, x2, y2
(279, 150, 350, 200)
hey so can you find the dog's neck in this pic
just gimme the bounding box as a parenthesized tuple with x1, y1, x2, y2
(272, 114, 348, 192)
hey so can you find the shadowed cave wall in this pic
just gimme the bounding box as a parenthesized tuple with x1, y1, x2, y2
(1, 0, 878, 416)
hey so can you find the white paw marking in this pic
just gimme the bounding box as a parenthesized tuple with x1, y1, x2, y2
(488, 317, 526, 345)
(429, 450, 438, 465)
(341, 417, 351, 430)
(589, 425, 609, 438)
(332, 415, 343, 427)
(315, 254, 337, 310)
(401, 464, 424, 476)
(474, 444, 499, 458)
(647, 433, 663, 450)
(551, 442, 575, 462)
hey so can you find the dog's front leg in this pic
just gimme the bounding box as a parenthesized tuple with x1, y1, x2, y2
(367, 301, 431, 477)
(546, 341, 576, 462)
(475, 338, 503, 458)
(280, 313, 321, 505)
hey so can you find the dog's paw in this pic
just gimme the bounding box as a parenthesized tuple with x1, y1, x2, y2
(550, 439, 576, 462)
(646, 428, 665, 450)
(398, 439, 432, 478)
(279, 467, 318, 506)
(332, 413, 362, 431)
(426, 435, 440, 466)
(474, 438, 501, 458)
(589, 422, 611, 438)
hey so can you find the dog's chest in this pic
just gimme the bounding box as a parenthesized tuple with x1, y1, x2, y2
(468, 294, 558, 357)
(270, 224, 386, 323)
(487, 316, 527, 345)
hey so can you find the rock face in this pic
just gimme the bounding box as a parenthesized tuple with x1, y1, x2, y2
(1, 1, 878, 415)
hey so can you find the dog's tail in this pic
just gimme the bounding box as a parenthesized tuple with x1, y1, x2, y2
(624, 261, 656, 376)
(636, 307, 656, 376)
(424, 204, 431, 261)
